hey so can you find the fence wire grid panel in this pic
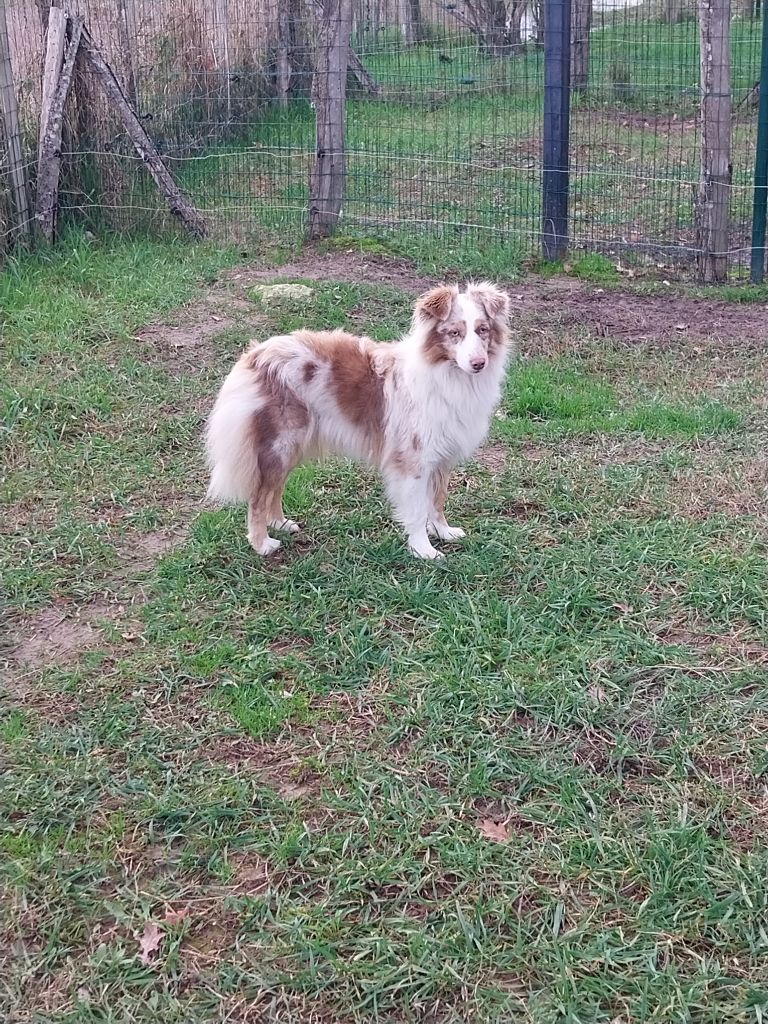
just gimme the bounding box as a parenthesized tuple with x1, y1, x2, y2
(1, 0, 764, 274)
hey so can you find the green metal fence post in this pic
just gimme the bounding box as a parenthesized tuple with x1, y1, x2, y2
(750, 0, 768, 283)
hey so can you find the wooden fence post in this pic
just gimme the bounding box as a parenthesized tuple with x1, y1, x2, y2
(697, 0, 731, 282)
(35, 17, 83, 241)
(39, 5, 67, 168)
(276, 2, 291, 106)
(309, 0, 353, 239)
(750, 0, 768, 281)
(0, 0, 31, 240)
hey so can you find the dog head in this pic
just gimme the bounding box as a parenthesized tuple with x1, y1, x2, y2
(414, 282, 511, 375)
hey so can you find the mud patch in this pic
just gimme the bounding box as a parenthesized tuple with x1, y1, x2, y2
(222, 249, 768, 348)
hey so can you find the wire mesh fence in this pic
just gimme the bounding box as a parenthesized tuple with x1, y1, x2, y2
(0, 0, 765, 277)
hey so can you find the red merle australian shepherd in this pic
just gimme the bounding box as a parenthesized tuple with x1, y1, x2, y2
(206, 282, 512, 559)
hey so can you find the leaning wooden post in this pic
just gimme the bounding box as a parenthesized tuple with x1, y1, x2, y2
(309, 0, 353, 239)
(79, 25, 206, 239)
(0, 0, 31, 240)
(696, 0, 732, 283)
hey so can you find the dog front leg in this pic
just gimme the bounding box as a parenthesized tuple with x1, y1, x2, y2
(427, 467, 465, 542)
(386, 472, 444, 560)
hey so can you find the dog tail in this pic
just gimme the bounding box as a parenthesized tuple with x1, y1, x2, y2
(205, 335, 306, 503)
(205, 356, 264, 503)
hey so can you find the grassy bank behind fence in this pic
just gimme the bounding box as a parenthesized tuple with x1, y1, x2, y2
(0, 13, 747, 276)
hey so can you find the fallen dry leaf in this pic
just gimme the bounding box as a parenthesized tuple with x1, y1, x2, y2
(138, 921, 163, 964)
(163, 907, 190, 926)
(477, 818, 510, 843)
(613, 602, 633, 615)
(588, 683, 609, 703)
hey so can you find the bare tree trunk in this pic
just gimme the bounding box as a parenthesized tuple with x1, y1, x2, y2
(309, 0, 352, 238)
(213, 0, 231, 121)
(0, 0, 31, 239)
(116, 0, 139, 108)
(571, 0, 592, 91)
(276, 2, 291, 105)
(400, 0, 425, 44)
(478, 0, 511, 56)
(534, 0, 545, 46)
(696, 0, 731, 282)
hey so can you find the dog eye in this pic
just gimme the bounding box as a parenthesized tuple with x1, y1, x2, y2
(449, 329, 460, 338)
(477, 324, 489, 334)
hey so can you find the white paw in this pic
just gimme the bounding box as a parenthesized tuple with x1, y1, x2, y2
(429, 523, 466, 542)
(409, 541, 445, 561)
(270, 518, 300, 534)
(250, 535, 282, 556)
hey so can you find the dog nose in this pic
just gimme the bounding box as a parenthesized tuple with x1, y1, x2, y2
(470, 357, 486, 372)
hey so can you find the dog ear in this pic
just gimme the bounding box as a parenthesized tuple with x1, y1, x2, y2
(468, 282, 510, 321)
(416, 285, 456, 322)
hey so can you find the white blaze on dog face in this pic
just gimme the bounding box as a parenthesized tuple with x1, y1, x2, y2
(418, 283, 508, 375)
(451, 292, 492, 374)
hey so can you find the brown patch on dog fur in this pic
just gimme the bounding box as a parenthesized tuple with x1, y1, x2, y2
(331, 349, 384, 435)
(388, 449, 420, 477)
(412, 434, 422, 452)
(423, 327, 452, 365)
(487, 321, 508, 357)
(287, 329, 388, 442)
(423, 318, 466, 366)
(431, 468, 450, 519)
(468, 283, 510, 321)
(417, 285, 457, 323)
(248, 373, 310, 485)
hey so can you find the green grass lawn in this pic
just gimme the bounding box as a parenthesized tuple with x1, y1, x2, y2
(2, 234, 768, 1022)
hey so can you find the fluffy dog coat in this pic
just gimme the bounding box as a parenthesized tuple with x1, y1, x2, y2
(205, 282, 512, 559)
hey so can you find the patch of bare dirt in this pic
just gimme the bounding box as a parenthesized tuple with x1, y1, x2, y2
(576, 108, 698, 135)
(224, 249, 439, 295)
(7, 601, 110, 678)
(656, 623, 768, 669)
(2, 598, 147, 701)
(223, 249, 768, 348)
(133, 314, 232, 367)
(473, 442, 509, 474)
(663, 459, 768, 521)
(121, 528, 189, 573)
